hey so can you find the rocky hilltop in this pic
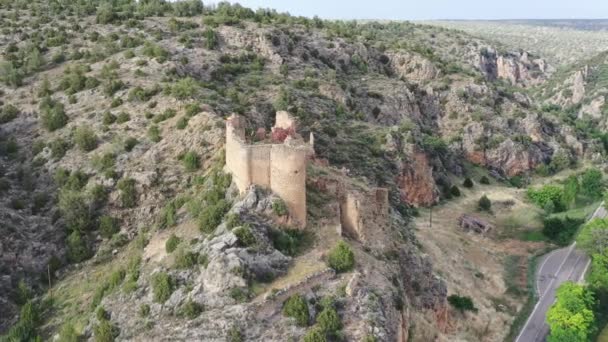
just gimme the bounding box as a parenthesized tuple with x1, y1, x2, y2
(0, 2, 606, 342)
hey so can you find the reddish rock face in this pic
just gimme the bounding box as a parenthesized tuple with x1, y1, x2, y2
(396, 152, 439, 206)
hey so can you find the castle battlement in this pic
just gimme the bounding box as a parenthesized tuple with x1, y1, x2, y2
(225, 112, 313, 228)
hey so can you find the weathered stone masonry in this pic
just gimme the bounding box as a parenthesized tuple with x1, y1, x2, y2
(225, 112, 312, 228)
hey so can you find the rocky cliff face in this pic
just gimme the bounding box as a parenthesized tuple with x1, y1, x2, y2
(476, 48, 550, 86)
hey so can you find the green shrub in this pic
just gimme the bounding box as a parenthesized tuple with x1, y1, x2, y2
(103, 111, 117, 125)
(272, 198, 288, 216)
(204, 28, 218, 49)
(479, 176, 490, 185)
(124, 137, 138, 152)
(478, 195, 491, 211)
(142, 41, 169, 62)
(50, 138, 70, 160)
(90, 184, 108, 206)
(67, 230, 90, 262)
(176, 116, 188, 129)
(316, 307, 341, 334)
(99, 215, 119, 238)
(581, 168, 604, 199)
(303, 327, 326, 342)
(93, 317, 118, 342)
(57, 322, 80, 342)
(182, 150, 200, 171)
(198, 200, 230, 233)
(227, 326, 243, 342)
(2, 301, 41, 342)
(463, 178, 474, 188)
(327, 241, 354, 273)
(117, 178, 137, 208)
(39, 97, 68, 131)
(270, 228, 307, 257)
(165, 234, 181, 253)
(234, 225, 256, 247)
(282, 294, 309, 326)
(151, 272, 174, 303)
(225, 213, 242, 229)
(59, 189, 93, 232)
(180, 299, 203, 319)
(543, 216, 584, 246)
(447, 294, 477, 313)
(450, 185, 461, 197)
(15, 280, 31, 305)
(116, 112, 130, 123)
(147, 125, 161, 142)
(74, 126, 98, 152)
(108, 269, 126, 290)
(184, 103, 201, 117)
(139, 304, 150, 317)
(1, 61, 24, 87)
(0, 104, 19, 124)
(509, 175, 526, 188)
(173, 248, 198, 269)
(171, 77, 199, 99)
(229, 287, 249, 303)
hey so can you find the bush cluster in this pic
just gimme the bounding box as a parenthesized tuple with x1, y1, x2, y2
(327, 241, 355, 273)
(447, 294, 477, 313)
(283, 294, 309, 326)
(151, 272, 174, 303)
(117, 178, 137, 208)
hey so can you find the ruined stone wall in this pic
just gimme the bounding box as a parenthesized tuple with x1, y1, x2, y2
(225, 114, 309, 228)
(274, 110, 297, 130)
(339, 188, 389, 242)
(226, 116, 252, 193)
(248, 145, 271, 188)
(270, 142, 308, 227)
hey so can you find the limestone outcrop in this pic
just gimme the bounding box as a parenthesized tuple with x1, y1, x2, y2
(476, 48, 549, 86)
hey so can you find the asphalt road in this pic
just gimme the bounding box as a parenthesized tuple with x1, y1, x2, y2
(515, 203, 606, 342)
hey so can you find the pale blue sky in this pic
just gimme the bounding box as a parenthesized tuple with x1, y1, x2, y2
(213, 0, 608, 20)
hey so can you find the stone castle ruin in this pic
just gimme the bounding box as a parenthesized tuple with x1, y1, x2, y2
(225, 111, 313, 228)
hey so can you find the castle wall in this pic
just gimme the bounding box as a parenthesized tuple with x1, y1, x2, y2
(270, 144, 308, 227)
(274, 110, 297, 130)
(339, 187, 389, 242)
(340, 193, 363, 240)
(225, 114, 309, 228)
(248, 145, 271, 188)
(226, 121, 252, 193)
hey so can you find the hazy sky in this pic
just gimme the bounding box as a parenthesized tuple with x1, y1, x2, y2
(214, 0, 608, 20)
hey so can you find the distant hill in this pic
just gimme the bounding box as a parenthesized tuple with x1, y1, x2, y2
(427, 20, 608, 66)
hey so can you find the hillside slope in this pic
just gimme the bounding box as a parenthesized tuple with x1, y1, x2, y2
(0, 1, 605, 342)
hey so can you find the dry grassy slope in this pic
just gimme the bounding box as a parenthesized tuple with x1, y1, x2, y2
(0, 2, 604, 341)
